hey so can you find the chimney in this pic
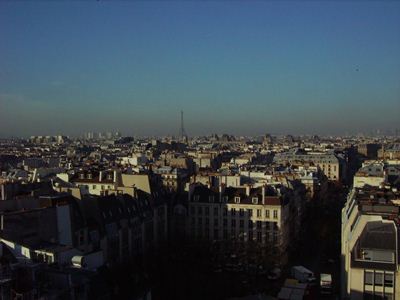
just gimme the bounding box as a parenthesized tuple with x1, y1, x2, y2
(262, 185, 265, 205)
(245, 185, 250, 196)
(113, 170, 117, 183)
(219, 184, 225, 202)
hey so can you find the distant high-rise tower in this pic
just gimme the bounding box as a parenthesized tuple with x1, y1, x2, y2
(179, 110, 188, 142)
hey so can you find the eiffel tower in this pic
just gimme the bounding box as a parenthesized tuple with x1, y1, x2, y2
(179, 110, 188, 142)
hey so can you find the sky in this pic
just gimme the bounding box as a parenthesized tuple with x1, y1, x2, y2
(1, 1, 400, 137)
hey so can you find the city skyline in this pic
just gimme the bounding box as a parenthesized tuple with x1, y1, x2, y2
(1, 1, 400, 137)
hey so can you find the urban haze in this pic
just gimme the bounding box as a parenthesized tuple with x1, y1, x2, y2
(0, 1, 400, 300)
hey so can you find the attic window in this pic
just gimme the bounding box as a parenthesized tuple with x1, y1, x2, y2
(234, 196, 240, 204)
(87, 173, 92, 179)
(252, 197, 258, 204)
(107, 174, 113, 180)
(80, 174, 84, 179)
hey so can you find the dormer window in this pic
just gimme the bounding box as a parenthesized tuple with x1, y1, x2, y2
(80, 173, 85, 179)
(87, 173, 92, 179)
(194, 195, 200, 202)
(234, 196, 240, 204)
(107, 174, 113, 180)
(223, 196, 229, 203)
(252, 197, 258, 204)
(209, 195, 214, 203)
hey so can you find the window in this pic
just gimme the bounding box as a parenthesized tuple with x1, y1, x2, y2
(214, 219, 218, 227)
(194, 195, 200, 202)
(239, 220, 244, 228)
(231, 219, 236, 227)
(205, 207, 210, 215)
(363, 291, 374, 300)
(384, 294, 393, 300)
(214, 229, 219, 239)
(209, 195, 214, 203)
(239, 233, 244, 242)
(273, 210, 278, 219)
(257, 231, 262, 242)
(257, 221, 262, 229)
(231, 208, 236, 217)
(223, 196, 229, 202)
(235, 196, 240, 203)
(273, 232, 278, 244)
(248, 220, 253, 228)
(257, 209, 261, 217)
(375, 272, 383, 286)
(223, 219, 227, 227)
(205, 218, 209, 226)
(265, 210, 270, 218)
(190, 207, 195, 215)
(239, 209, 244, 217)
(365, 271, 373, 285)
(385, 273, 394, 287)
(247, 209, 253, 217)
(223, 207, 228, 216)
(248, 230, 253, 241)
(214, 207, 219, 215)
(92, 184, 97, 189)
(252, 197, 258, 204)
(198, 207, 203, 215)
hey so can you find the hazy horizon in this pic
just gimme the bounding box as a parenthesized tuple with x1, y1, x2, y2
(1, 1, 400, 137)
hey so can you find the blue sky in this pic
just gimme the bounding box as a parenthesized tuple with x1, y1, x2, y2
(1, 1, 399, 137)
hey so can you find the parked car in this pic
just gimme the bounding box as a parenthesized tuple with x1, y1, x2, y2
(267, 267, 281, 280)
(320, 273, 332, 294)
(291, 266, 316, 283)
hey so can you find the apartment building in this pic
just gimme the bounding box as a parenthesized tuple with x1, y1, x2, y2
(187, 183, 297, 263)
(358, 143, 381, 159)
(190, 172, 243, 188)
(341, 186, 400, 300)
(379, 144, 400, 160)
(273, 150, 344, 181)
(153, 166, 188, 192)
(354, 161, 400, 189)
